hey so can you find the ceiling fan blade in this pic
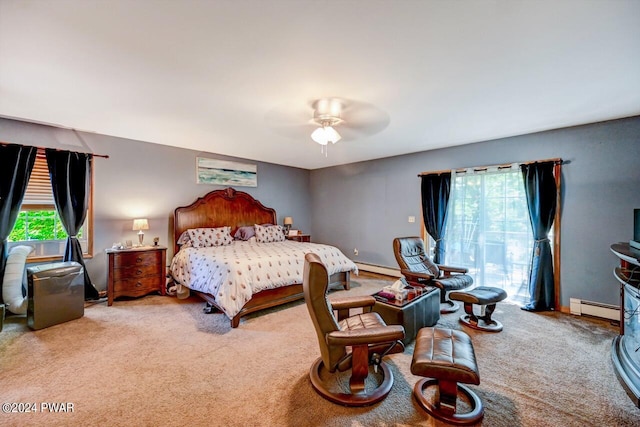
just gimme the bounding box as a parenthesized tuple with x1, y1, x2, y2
(265, 102, 314, 127)
(340, 100, 390, 137)
(264, 101, 317, 139)
(266, 123, 316, 140)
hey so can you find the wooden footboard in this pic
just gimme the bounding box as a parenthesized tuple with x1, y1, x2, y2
(194, 271, 350, 328)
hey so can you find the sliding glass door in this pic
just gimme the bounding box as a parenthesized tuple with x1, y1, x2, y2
(444, 168, 535, 305)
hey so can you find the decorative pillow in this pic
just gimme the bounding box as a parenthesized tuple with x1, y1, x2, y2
(254, 224, 286, 243)
(176, 231, 192, 247)
(2, 245, 34, 315)
(234, 226, 256, 241)
(187, 227, 233, 248)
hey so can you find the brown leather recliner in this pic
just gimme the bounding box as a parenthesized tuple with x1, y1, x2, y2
(393, 237, 473, 313)
(303, 252, 405, 406)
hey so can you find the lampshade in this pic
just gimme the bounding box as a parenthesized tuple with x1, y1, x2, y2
(284, 217, 293, 226)
(311, 126, 341, 145)
(132, 219, 149, 231)
(133, 219, 149, 246)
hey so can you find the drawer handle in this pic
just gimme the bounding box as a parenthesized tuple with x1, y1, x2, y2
(136, 269, 143, 275)
(136, 257, 143, 263)
(135, 282, 142, 288)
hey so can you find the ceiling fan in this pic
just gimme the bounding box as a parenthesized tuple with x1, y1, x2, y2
(310, 98, 344, 147)
(265, 97, 390, 155)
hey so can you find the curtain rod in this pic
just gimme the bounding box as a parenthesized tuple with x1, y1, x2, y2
(418, 157, 563, 177)
(0, 141, 109, 159)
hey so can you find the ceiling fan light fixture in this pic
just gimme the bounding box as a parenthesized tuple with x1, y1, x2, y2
(311, 126, 329, 145)
(311, 125, 341, 145)
(324, 125, 341, 144)
(310, 98, 346, 156)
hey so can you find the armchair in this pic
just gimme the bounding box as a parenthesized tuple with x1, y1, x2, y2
(393, 237, 473, 313)
(303, 253, 405, 406)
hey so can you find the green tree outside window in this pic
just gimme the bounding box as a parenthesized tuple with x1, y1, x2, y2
(8, 210, 83, 242)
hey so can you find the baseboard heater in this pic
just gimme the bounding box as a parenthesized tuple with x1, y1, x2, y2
(355, 262, 402, 278)
(569, 298, 620, 321)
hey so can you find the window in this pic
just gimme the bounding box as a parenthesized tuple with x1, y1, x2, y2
(7, 149, 92, 261)
(443, 167, 541, 306)
(9, 209, 77, 241)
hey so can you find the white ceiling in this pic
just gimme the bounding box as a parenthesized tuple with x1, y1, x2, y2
(1, 1, 639, 170)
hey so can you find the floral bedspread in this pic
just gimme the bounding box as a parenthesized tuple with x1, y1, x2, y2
(169, 240, 357, 319)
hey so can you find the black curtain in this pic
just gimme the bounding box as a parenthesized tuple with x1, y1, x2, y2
(420, 172, 452, 264)
(0, 144, 37, 301)
(46, 149, 99, 300)
(521, 161, 557, 311)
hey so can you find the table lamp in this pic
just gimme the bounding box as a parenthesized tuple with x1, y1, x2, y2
(133, 218, 149, 246)
(284, 217, 293, 234)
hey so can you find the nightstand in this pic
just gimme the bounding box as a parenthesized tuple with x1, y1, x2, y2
(286, 234, 311, 243)
(106, 246, 167, 306)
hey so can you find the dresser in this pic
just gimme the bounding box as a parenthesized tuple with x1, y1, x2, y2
(106, 246, 167, 306)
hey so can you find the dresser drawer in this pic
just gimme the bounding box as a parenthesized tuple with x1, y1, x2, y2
(112, 264, 160, 281)
(112, 250, 160, 268)
(113, 277, 161, 295)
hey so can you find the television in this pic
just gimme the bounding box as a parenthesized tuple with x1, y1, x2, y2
(631, 208, 640, 250)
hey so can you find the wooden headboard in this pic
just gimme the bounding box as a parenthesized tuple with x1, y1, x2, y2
(173, 188, 277, 254)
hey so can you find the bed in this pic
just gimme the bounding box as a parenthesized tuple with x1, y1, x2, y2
(170, 187, 356, 328)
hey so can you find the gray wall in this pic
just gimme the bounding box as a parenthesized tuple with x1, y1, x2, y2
(3, 116, 639, 307)
(310, 116, 640, 308)
(0, 118, 311, 292)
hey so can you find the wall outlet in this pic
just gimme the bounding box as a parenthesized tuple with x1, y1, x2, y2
(354, 248, 359, 256)
(408, 216, 416, 223)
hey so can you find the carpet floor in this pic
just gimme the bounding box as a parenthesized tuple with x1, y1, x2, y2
(1, 277, 639, 426)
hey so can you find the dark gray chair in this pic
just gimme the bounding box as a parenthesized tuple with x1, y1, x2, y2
(393, 237, 473, 313)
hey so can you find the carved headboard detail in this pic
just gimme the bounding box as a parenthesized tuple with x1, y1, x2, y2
(173, 188, 277, 254)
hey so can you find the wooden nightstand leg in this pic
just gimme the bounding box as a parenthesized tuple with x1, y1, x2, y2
(107, 255, 114, 306)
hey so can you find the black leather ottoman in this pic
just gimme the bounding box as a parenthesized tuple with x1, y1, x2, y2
(373, 287, 440, 344)
(449, 286, 507, 332)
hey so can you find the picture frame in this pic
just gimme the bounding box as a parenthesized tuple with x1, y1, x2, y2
(288, 229, 300, 236)
(196, 157, 257, 187)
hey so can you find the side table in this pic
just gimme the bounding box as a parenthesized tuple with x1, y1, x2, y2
(373, 286, 441, 344)
(106, 246, 167, 306)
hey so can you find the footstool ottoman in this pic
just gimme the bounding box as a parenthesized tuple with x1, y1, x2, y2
(411, 327, 484, 425)
(449, 286, 507, 332)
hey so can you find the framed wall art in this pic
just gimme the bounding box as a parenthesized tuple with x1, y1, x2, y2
(196, 157, 257, 187)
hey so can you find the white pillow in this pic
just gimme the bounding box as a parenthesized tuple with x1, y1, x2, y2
(254, 224, 286, 243)
(176, 230, 192, 248)
(2, 245, 34, 315)
(187, 227, 233, 248)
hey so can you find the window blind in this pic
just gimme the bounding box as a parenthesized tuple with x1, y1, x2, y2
(23, 149, 54, 205)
